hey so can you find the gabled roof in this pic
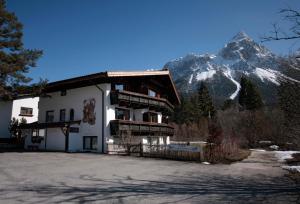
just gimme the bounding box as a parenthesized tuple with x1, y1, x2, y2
(45, 69, 180, 105)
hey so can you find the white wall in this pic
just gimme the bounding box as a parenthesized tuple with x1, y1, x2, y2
(0, 97, 38, 139)
(25, 84, 109, 152)
(0, 101, 13, 138)
(11, 97, 39, 123)
(46, 128, 65, 151)
(23, 83, 170, 152)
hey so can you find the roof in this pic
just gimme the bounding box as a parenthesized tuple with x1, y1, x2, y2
(45, 69, 180, 105)
(106, 70, 170, 77)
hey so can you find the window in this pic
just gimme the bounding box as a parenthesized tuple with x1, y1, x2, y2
(60, 109, 66, 122)
(38, 129, 46, 137)
(20, 107, 33, 116)
(32, 129, 38, 137)
(46, 111, 54, 122)
(83, 136, 97, 150)
(31, 129, 45, 143)
(115, 108, 130, 120)
(61, 90, 67, 96)
(143, 112, 158, 123)
(115, 84, 124, 91)
(70, 109, 74, 121)
(32, 129, 45, 138)
(148, 89, 156, 97)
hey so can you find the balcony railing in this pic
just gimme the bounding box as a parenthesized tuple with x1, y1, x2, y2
(110, 90, 174, 113)
(110, 120, 174, 137)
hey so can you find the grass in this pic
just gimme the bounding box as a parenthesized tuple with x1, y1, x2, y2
(204, 148, 251, 164)
(222, 149, 251, 164)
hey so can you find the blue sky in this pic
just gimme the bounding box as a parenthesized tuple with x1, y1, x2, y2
(7, 0, 300, 82)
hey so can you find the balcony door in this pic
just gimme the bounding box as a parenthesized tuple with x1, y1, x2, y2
(143, 112, 158, 123)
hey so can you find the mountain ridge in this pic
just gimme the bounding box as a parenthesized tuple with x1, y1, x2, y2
(164, 31, 291, 105)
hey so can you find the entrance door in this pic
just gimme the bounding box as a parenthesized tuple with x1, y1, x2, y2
(83, 136, 97, 151)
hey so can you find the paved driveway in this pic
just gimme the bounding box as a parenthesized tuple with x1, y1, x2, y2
(0, 151, 299, 204)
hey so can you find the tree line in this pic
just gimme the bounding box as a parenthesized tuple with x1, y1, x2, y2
(171, 70, 300, 149)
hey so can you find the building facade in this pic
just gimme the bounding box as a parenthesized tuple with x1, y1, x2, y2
(0, 97, 39, 138)
(20, 70, 180, 153)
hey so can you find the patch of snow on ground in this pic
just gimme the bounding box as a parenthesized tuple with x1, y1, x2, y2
(202, 162, 210, 165)
(269, 145, 279, 150)
(275, 151, 300, 174)
(255, 68, 280, 85)
(250, 149, 266, 152)
(188, 74, 193, 84)
(223, 69, 241, 99)
(281, 166, 300, 173)
(275, 151, 300, 162)
(196, 70, 216, 81)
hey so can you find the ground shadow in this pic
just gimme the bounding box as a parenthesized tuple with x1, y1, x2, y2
(0, 173, 299, 204)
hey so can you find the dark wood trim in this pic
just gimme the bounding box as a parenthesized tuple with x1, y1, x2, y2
(110, 90, 174, 114)
(18, 120, 81, 129)
(110, 119, 174, 137)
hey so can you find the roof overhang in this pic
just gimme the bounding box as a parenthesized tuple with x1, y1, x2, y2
(107, 70, 180, 105)
(44, 69, 180, 105)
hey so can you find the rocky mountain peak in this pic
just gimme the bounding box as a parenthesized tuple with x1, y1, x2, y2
(231, 31, 251, 42)
(164, 32, 289, 104)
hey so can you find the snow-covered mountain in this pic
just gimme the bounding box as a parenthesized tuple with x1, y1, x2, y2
(164, 32, 294, 105)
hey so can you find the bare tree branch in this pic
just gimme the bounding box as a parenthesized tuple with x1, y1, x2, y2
(261, 8, 300, 42)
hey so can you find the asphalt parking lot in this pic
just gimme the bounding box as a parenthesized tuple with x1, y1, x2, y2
(0, 151, 299, 204)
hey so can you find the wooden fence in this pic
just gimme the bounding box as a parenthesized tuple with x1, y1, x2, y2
(107, 143, 205, 162)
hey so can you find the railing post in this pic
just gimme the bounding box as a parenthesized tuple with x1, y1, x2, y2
(140, 141, 143, 157)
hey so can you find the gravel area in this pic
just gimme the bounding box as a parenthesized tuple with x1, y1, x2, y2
(0, 151, 299, 204)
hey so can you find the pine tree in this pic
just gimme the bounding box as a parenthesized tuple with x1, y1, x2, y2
(196, 82, 215, 118)
(221, 99, 235, 110)
(245, 81, 263, 110)
(238, 76, 247, 108)
(172, 95, 196, 124)
(0, 0, 43, 99)
(238, 76, 263, 110)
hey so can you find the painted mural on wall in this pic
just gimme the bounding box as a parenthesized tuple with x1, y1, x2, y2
(83, 98, 96, 125)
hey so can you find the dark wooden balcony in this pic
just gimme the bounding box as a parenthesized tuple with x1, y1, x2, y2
(110, 120, 174, 137)
(110, 90, 174, 114)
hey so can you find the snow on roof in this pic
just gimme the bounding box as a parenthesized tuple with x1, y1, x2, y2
(107, 70, 170, 77)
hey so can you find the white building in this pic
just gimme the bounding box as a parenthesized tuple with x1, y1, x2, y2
(20, 70, 180, 153)
(0, 97, 39, 138)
